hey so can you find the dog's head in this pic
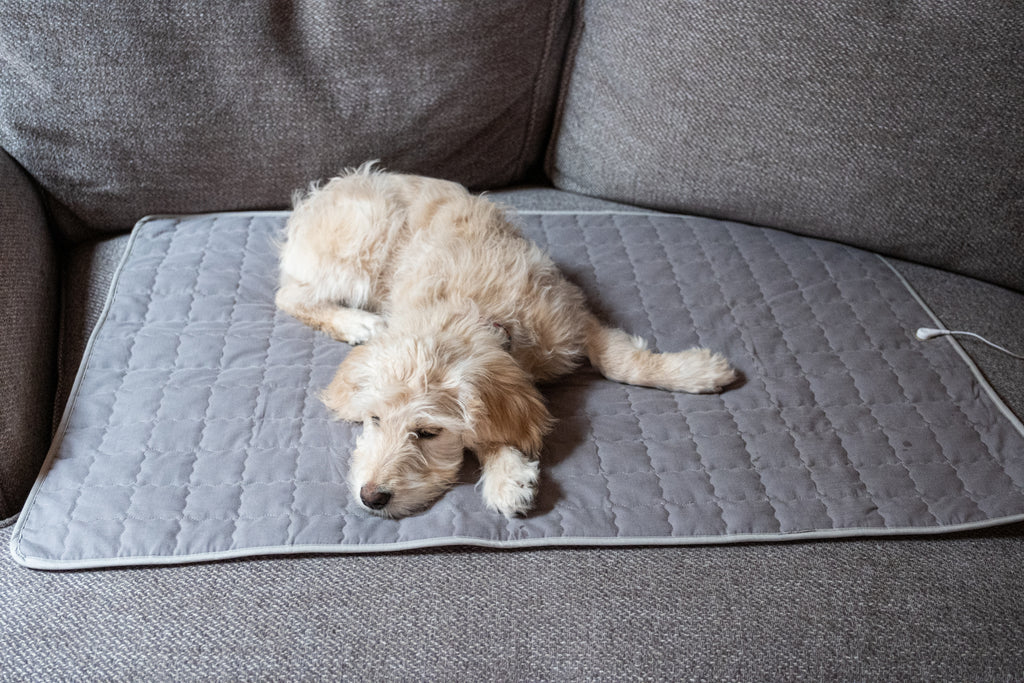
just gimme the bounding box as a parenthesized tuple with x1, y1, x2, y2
(322, 325, 551, 517)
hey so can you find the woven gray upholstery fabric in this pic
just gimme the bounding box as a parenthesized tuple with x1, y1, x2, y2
(548, 1, 1024, 292)
(0, 150, 58, 523)
(53, 236, 134, 432)
(13, 210, 1024, 568)
(3, 524, 1024, 680)
(0, 1, 572, 238)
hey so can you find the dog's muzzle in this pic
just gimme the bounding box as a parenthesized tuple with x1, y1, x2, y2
(360, 484, 392, 510)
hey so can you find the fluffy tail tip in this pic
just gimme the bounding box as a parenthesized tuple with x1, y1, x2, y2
(684, 348, 738, 393)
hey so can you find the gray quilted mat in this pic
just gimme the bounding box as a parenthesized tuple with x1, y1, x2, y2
(12, 211, 1024, 569)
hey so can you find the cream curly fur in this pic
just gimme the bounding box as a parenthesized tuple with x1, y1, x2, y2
(276, 163, 737, 518)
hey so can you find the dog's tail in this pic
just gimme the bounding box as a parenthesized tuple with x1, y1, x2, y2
(584, 317, 737, 393)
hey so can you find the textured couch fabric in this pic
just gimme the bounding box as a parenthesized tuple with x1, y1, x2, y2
(3, 521, 1024, 680)
(54, 237, 132, 432)
(0, 0, 573, 238)
(549, 0, 1024, 292)
(0, 151, 58, 522)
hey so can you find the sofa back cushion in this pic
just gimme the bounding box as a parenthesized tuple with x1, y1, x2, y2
(0, 1, 572, 238)
(548, 1, 1024, 292)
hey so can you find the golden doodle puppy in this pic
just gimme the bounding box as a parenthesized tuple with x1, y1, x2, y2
(277, 163, 737, 518)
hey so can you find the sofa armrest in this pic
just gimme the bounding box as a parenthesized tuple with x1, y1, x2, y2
(0, 149, 59, 523)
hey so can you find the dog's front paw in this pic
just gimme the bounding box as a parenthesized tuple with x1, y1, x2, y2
(330, 308, 386, 345)
(480, 447, 539, 518)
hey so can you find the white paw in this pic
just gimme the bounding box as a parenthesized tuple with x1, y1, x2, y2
(480, 448, 539, 518)
(331, 309, 386, 344)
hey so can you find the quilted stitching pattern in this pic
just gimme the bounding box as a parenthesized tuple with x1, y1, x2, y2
(12, 211, 1024, 568)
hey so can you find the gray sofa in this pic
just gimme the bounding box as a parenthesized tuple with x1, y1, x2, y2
(3, 2, 1023, 678)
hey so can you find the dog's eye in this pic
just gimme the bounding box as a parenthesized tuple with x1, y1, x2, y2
(369, 415, 380, 426)
(414, 427, 441, 440)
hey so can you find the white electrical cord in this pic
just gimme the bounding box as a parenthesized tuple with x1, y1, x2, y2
(916, 327, 1024, 360)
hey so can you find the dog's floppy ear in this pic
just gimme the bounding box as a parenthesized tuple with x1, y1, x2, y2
(462, 356, 553, 457)
(322, 344, 374, 422)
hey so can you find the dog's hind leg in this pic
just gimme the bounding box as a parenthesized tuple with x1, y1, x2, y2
(276, 280, 385, 344)
(584, 316, 737, 393)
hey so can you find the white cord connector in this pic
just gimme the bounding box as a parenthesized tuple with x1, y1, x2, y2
(915, 327, 948, 340)
(915, 327, 1024, 360)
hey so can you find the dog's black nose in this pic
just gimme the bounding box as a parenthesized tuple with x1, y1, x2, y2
(360, 485, 392, 510)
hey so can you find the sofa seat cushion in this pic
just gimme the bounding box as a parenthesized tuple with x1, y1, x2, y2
(13, 209, 1024, 568)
